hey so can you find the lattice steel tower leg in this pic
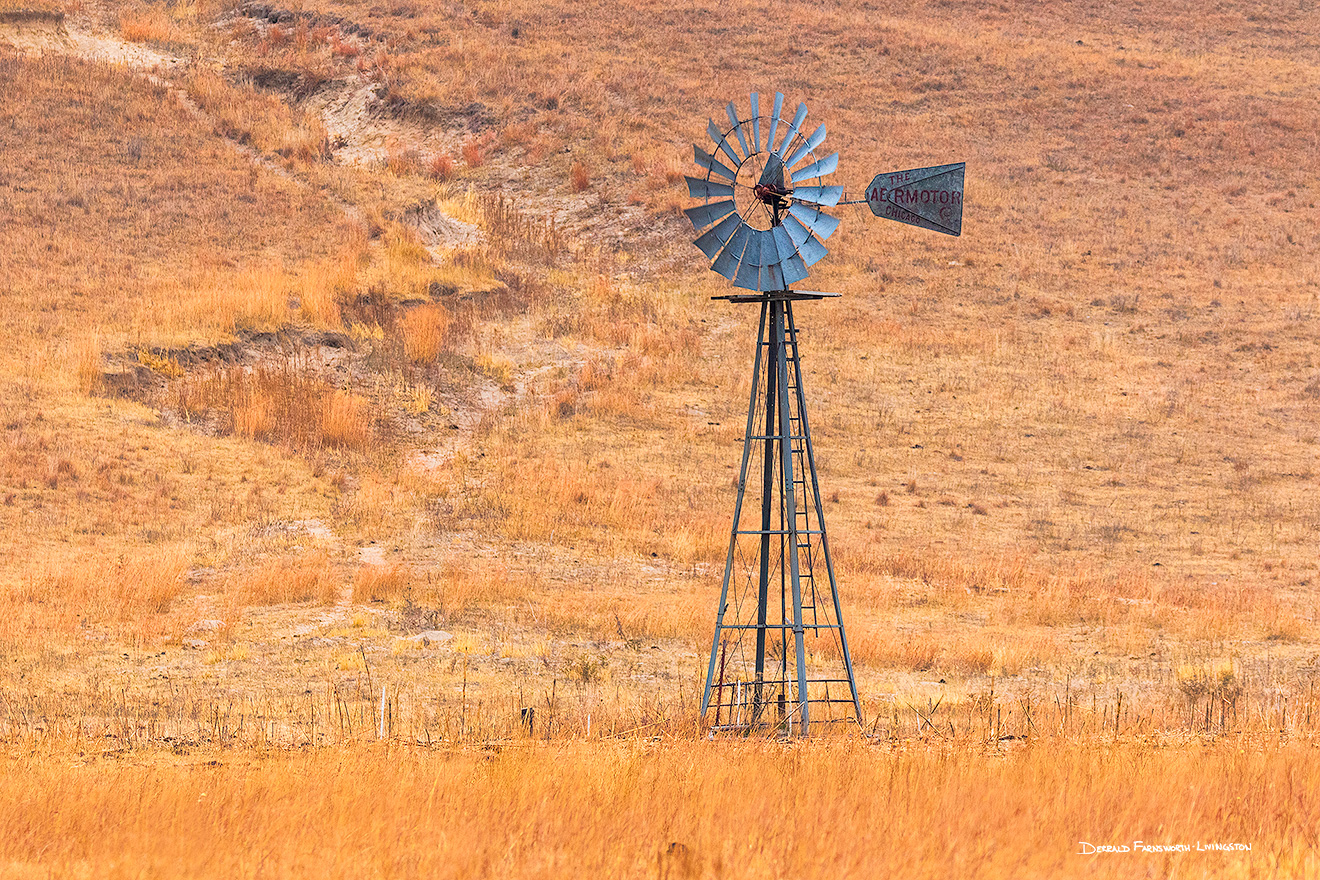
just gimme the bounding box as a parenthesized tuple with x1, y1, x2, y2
(702, 296, 862, 736)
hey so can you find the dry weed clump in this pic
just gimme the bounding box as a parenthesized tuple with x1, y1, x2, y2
(401, 303, 451, 364)
(118, 4, 174, 43)
(320, 389, 372, 450)
(175, 366, 374, 453)
(460, 139, 483, 168)
(427, 152, 455, 181)
(534, 354, 659, 422)
(112, 549, 190, 618)
(385, 141, 422, 176)
(292, 247, 362, 327)
(351, 230, 458, 304)
(73, 334, 103, 395)
(569, 160, 589, 192)
(473, 193, 564, 265)
(351, 563, 411, 604)
(1176, 659, 1244, 730)
(1176, 659, 1241, 701)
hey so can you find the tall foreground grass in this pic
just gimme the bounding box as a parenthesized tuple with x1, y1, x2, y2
(1, 740, 1314, 878)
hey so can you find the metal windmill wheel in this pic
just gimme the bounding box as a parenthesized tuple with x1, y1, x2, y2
(684, 93, 842, 293)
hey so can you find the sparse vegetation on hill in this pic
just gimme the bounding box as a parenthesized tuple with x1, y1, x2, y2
(1, 0, 1319, 875)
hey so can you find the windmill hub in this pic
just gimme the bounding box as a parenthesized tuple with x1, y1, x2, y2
(752, 183, 787, 204)
(732, 155, 791, 230)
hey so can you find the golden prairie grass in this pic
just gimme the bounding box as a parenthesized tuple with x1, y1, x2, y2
(228, 552, 340, 606)
(0, 50, 350, 363)
(0, 740, 1316, 878)
(183, 66, 329, 163)
(291, 249, 361, 327)
(0, 547, 188, 642)
(6, 6, 1317, 650)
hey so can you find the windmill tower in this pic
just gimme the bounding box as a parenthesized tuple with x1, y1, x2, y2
(684, 92, 964, 736)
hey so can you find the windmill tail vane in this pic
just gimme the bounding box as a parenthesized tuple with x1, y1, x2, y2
(685, 91, 966, 737)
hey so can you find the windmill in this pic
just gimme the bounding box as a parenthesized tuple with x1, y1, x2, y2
(685, 92, 964, 736)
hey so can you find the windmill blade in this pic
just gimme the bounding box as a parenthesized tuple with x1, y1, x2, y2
(694, 146, 736, 182)
(795, 230, 830, 266)
(782, 212, 812, 248)
(865, 162, 965, 236)
(734, 257, 761, 290)
(708, 119, 742, 168)
(711, 222, 752, 280)
(791, 185, 843, 207)
(770, 225, 797, 265)
(782, 214, 830, 265)
(774, 217, 818, 272)
(685, 176, 735, 200)
(733, 229, 764, 290)
(725, 102, 750, 159)
(757, 152, 786, 191)
(770, 225, 807, 281)
(744, 229, 786, 292)
(684, 199, 736, 232)
(775, 102, 809, 156)
(742, 228, 764, 268)
(790, 152, 839, 185)
(758, 228, 794, 291)
(759, 262, 786, 292)
(782, 251, 809, 284)
(694, 212, 743, 260)
(760, 229, 782, 268)
(766, 92, 784, 156)
(749, 93, 761, 152)
(784, 124, 827, 170)
(788, 203, 840, 240)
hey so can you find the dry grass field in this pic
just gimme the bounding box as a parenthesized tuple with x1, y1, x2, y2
(2, 0, 1319, 875)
